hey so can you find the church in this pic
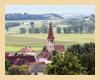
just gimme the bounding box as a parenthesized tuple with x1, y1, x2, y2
(40, 22, 65, 60)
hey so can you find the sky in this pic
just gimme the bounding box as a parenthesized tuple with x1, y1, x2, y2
(5, 5, 95, 15)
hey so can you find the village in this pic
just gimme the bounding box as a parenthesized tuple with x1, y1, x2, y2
(5, 22, 65, 75)
(5, 5, 95, 75)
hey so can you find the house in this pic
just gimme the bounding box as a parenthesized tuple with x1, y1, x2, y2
(5, 47, 36, 65)
(17, 46, 37, 58)
(41, 22, 65, 59)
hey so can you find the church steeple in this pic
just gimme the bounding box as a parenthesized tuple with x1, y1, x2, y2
(47, 22, 55, 40)
(47, 22, 55, 52)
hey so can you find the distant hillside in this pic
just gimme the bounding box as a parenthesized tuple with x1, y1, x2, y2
(5, 13, 64, 20)
(5, 13, 95, 34)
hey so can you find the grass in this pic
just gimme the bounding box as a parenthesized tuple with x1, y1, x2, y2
(8, 33, 94, 42)
(5, 33, 95, 53)
(5, 45, 42, 52)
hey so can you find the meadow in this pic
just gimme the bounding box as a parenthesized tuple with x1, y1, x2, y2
(5, 33, 95, 53)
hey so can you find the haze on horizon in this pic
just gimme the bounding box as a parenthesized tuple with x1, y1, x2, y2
(5, 5, 95, 15)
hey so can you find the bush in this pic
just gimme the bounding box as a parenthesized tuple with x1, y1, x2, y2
(5, 59, 11, 71)
(8, 65, 29, 75)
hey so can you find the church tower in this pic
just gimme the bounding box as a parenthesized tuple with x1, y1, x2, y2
(47, 22, 55, 52)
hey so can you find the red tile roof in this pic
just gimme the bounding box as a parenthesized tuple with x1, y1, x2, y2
(19, 47, 35, 53)
(55, 45, 65, 52)
(6, 56, 36, 65)
(14, 59, 28, 66)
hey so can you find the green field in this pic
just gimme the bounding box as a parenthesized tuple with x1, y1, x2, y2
(5, 34, 95, 53)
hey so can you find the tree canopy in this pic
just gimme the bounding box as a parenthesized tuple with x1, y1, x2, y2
(45, 42, 95, 75)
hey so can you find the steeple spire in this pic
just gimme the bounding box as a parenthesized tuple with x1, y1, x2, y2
(47, 22, 54, 40)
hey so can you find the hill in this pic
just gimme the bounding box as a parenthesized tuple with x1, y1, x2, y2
(5, 13, 64, 20)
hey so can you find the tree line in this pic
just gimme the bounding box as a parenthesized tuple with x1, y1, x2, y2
(5, 22, 20, 31)
(19, 23, 48, 34)
(5, 14, 95, 34)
